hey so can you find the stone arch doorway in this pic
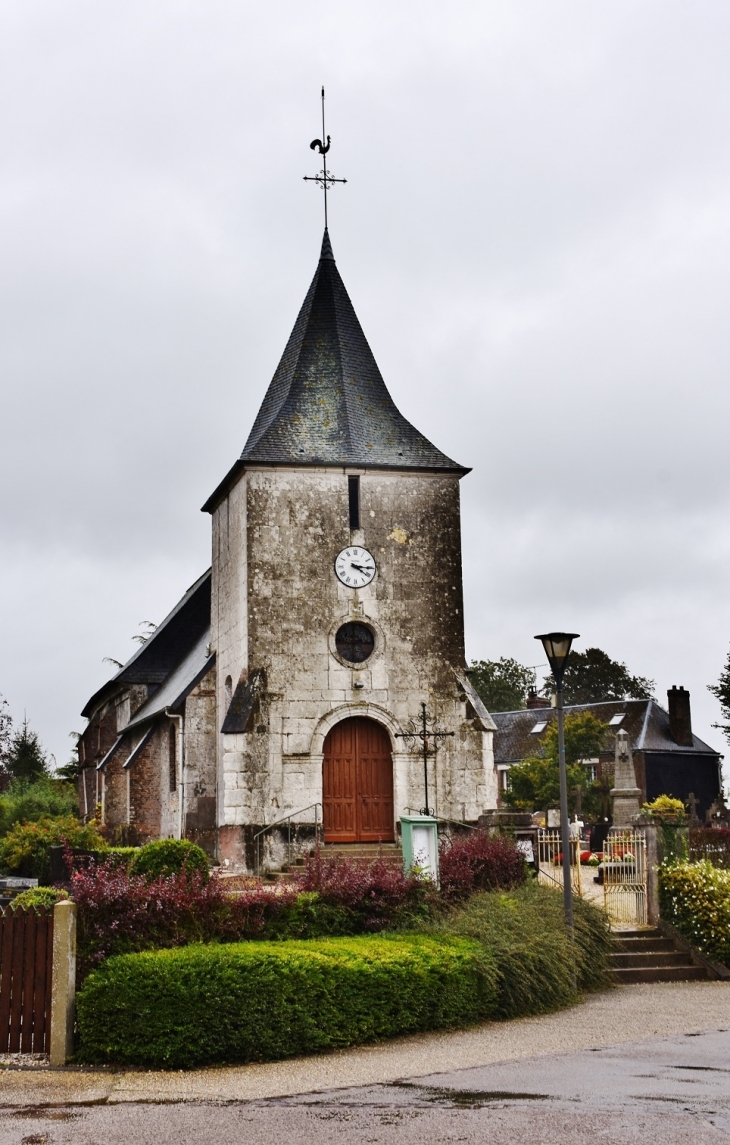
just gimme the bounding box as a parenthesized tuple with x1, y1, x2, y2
(322, 717, 395, 843)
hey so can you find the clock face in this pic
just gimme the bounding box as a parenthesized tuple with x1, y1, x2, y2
(334, 546, 377, 588)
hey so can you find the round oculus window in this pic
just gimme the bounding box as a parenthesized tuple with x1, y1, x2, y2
(335, 622, 375, 664)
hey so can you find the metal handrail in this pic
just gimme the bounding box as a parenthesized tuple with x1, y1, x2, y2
(404, 808, 477, 831)
(253, 803, 322, 876)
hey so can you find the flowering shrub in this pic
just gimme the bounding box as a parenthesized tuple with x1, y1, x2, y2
(299, 850, 431, 931)
(642, 794, 686, 823)
(0, 815, 106, 882)
(659, 860, 730, 966)
(438, 831, 526, 901)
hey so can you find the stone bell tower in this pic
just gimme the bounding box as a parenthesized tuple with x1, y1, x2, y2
(203, 229, 497, 866)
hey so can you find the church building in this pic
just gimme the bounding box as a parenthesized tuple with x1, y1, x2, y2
(78, 229, 498, 866)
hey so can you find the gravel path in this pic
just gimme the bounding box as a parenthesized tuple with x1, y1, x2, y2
(0, 980, 728, 1106)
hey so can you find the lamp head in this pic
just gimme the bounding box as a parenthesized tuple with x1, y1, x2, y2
(535, 632, 580, 686)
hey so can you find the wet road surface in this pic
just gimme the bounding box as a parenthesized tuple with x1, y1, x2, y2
(1, 1028, 729, 1144)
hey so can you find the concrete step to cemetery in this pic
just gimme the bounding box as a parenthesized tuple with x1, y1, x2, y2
(616, 934, 675, 953)
(610, 927, 713, 984)
(612, 964, 710, 984)
(613, 950, 695, 969)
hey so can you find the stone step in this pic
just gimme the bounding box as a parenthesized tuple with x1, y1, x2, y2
(610, 926, 714, 984)
(613, 965, 711, 984)
(617, 936, 676, 952)
(613, 951, 694, 968)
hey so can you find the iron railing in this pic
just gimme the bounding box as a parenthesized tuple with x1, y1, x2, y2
(253, 803, 322, 876)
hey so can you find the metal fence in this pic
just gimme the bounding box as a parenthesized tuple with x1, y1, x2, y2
(536, 829, 582, 897)
(689, 827, 730, 868)
(603, 828, 647, 926)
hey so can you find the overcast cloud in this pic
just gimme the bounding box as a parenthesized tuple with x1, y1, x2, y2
(1, 0, 729, 776)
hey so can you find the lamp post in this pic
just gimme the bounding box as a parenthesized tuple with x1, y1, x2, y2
(535, 631, 580, 929)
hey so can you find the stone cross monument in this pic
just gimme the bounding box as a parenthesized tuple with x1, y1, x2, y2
(610, 728, 642, 827)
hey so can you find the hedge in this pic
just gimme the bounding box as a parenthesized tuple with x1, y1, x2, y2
(659, 860, 730, 967)
(76, 933, 498, 1068)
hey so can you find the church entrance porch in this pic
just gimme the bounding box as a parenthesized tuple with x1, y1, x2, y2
(322, 717, 395, 843)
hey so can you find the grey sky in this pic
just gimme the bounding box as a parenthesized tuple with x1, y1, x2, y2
(1, 1, 729, 774)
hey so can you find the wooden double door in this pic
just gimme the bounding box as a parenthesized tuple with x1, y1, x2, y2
(322, 717, 395, 843)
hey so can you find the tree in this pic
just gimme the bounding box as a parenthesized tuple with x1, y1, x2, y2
(708, 649, 730, 746)
(542, 647, 654, 705)
(470, 658, 537, 712)
(503, 711, 609, 814)
(0, 694, 12, 775)
(6, 716, 49, 783)
(54, 732, 82, 782)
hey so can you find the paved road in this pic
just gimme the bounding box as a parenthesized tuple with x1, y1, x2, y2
(2, 1028, 729, 1144)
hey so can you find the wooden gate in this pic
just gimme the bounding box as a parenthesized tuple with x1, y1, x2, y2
(323, 717, 394, 843)
(0, 906, 54, 1054)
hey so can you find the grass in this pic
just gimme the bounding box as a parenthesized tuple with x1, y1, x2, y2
(427, 881, 615, 1017)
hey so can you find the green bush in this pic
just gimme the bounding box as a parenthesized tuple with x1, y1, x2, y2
(432, 882, 614, 1016)
(76, 933, 498, 1068)
(0, 815, 107, 883)
(11, 886, 69, 911)
(0, 777, 78, 838)
(659, 860, 730, 966)
(129, 839, 209, 882)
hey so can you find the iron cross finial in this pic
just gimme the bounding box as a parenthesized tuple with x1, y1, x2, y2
(303, 87, 347, 230)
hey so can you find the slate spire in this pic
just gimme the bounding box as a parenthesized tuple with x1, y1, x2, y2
(203, 231, 466, 509)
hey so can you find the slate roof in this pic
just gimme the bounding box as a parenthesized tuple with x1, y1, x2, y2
(81, 569, 211, 719)
(492, 699, 721, 764)
(124, 628, 214, 732)
(203, 230, 466, 511)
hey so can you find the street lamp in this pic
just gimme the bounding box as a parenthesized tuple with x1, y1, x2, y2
(535, 631, 580, 929)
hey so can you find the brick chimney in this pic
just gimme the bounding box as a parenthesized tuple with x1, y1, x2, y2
(526, 687, 550, 710)
(668, 686, 693, 747)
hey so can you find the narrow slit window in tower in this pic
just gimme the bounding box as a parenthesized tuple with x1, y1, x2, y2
(348, 476, 360, 529)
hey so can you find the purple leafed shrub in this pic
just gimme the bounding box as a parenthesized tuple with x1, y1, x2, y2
(438, 830, 527, 901)
(299, 850, 431, 931)
(70, 859, 299, 977)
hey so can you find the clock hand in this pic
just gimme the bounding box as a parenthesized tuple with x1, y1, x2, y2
(350, 563, 374, 573)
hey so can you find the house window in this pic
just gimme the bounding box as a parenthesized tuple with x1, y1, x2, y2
(608, 714, 625, 726)
(582, 759, 598, 782)
(348, 476, 360, 530)
(168, 724, 177, 793)
(530, 720, 548, 734)
(498, 766, 510, 792)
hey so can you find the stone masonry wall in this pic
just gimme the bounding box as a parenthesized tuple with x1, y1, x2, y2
(212, 465, 497, 861)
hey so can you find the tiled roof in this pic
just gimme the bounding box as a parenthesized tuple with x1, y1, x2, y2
(492, 699, 720, 764)
(203, 230, 465, 509)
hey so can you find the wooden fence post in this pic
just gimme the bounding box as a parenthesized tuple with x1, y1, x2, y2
(50, 900, 76, 1067)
